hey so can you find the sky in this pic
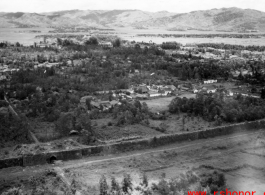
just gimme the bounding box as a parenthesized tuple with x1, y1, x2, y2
(0, 0, 264, 13)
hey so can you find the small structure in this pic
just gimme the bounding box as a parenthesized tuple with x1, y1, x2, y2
(148, 91, 161, 97)
(136, 85, 149, 94)
(99, 42, 113, 48)
(206, 86, 217, 93)
(203, 80, 217, 84)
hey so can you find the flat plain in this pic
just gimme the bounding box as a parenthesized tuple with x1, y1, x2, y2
(1, 27, 265, 46)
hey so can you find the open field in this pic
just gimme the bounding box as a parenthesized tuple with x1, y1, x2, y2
(116, 28, 265, 46)
(140, 94, 196, 113)
(95, 123, 162, 141)
(56, 130, 265, 195)
(1, 130, 264, 194)
(140, 96, 175, 112)
(1, 27, 265, 46)
(149, 113, 214, 133)
(0, 28, 49, 45)
(124, 36, 265, 46)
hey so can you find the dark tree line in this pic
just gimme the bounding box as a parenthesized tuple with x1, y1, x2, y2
(197, 43, 265, 52)
(169, 92, 265, 123)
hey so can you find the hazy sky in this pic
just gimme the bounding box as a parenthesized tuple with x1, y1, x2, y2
(0, 0, 264, 13)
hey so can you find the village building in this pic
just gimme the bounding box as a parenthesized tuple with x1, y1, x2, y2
(148, 91, 161, 97)
(99, 42, 113, 48)
(203, 80, 217, 84)
(206, 86, 217, 93)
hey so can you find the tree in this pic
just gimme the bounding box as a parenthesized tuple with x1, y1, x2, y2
(71, 179, 78, 194)
(141, 173, 148, 187)
(57, 38, 63, 46)
(141, 102, 149, 114)
(122, 174, 133, 193)
(76, 113, 92, 131)
(99, 175, 108, 195)
(113, 38, 121, 47)
(15, 42, 21, 47)
(55, 112, 74, 136)
(151, 177, 170, 195)
(109, 92, 113, 101)
(182, 115, 186, 131)
(86, 36, 99, 45)
(261, 88, 265, 99)
(111, 176, 120, 193)
(86, 98, 92, 110)
(200, 171, 226, 193)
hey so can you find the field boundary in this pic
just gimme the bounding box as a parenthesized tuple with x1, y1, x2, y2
(0, 119, 265, 169)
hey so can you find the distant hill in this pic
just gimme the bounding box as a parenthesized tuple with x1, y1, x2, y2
(0, 7, 265, 31)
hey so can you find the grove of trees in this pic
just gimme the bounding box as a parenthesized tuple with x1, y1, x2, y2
(169, 91, 265, 123)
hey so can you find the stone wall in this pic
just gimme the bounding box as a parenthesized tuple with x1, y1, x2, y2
(0, 157, 23, 169)
(1, 120, 265, 169)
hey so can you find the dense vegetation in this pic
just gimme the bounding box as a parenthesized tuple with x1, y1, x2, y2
(197, 43, 265, 52)
(1, 170, 226, 195)
(138, 33, 265, 40)
(0, 110, 31, 148)
(1, 37, 265, 146)
(113, 100, 149, 126)
(96, 170, 226, 195)
(169, 92, 265, 124)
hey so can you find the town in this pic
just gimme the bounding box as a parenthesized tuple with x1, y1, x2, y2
(1, 9, 265, 195)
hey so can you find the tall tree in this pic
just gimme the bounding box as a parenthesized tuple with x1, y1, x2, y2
(99, 175, 108, 195)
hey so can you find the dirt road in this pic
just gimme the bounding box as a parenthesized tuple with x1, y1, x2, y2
(1, 129, 264, 194)
(61, 131, 260, 170)
(57, 129, 265, 195)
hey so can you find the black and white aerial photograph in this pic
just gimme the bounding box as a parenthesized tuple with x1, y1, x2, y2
(0, 0, 265, 194)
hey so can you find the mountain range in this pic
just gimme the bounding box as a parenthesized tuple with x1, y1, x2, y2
(0, 7, 265, 31)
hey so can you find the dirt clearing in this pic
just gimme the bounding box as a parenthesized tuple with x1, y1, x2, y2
(36, 130, 265, 195)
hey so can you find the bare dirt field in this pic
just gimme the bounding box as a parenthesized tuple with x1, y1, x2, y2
(1, 130, 264, 194)
(149, 113, 214, 133)
(59, 130, 265, 195)
(141, 95, 213, 133)
(0, 137, 83, 159)
(140, 94, 196, 113)
(140, 96, 176, 113)
(95, 123, 162, 141)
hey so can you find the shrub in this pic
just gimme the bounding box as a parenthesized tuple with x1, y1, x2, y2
(99, 175, 108, 195)
(122, 174, 133, 193)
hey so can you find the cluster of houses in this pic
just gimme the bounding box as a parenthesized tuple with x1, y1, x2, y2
(78, 79, 260, 113)
(0, 65, 19, 82)
(79, 95, 121, 111)
(98, 41, 113, 48)
(203, 80, 217, 84)
(77, 84, 178, 111)
(192, 85, 217, 94)
(172, 45, 265, 61)
(132, 84, 177, 98)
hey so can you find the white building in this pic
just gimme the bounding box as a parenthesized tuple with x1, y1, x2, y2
(204, 80, 217, 84)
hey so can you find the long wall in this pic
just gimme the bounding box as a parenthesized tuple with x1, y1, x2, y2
(1, 120, 265, 169)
